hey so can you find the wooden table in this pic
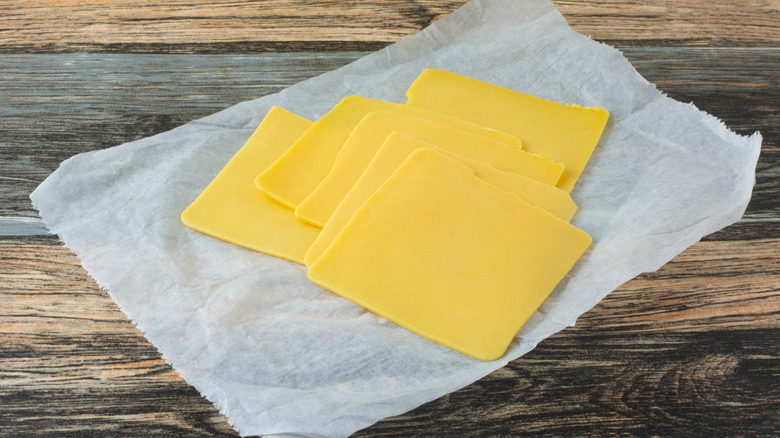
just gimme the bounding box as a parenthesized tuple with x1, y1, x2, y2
(2, 1, 778, 436)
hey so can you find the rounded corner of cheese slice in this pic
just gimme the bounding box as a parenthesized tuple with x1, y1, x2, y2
(180, 201, 197, 228)
(181, 106, 320, 264)
(405, 68, 609, 193)
(253, 96, 405, 208)
(308, 147, 592, 361)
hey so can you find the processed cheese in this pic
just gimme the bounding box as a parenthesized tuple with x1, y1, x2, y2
(181, 68, 604, 360)
(308, 148, 592, 361)
(405, 68, 610, 192)
(255, 95, 521, 208)
(305, 133, 576, 266)
(295, 111, 563, 228)
(181, 107, 320, 264)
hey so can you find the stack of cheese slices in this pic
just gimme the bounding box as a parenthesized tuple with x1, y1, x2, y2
(182, 68, 609, 361)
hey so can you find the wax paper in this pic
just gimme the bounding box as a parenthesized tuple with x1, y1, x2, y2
(30, 0, 761, 436)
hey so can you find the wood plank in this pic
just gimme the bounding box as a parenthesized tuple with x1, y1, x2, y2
(625, 48, 780, 140)
(0, 52, 364, 220)
(0, 0, 777, 53)
(1, 48, 777, 225)
(556, 0, 780, 47)
(0, 236, 238, 436)
(2, 0, 466, 53)
(703, 220, 780, 242)
(576, 239, 780, 333)
(1, 236, 776, 436)
(0, 217, 50, 236)
(360, 327, 779, 436)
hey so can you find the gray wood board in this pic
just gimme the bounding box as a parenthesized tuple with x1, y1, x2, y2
(1, 49, 778, 232)
(2, 0, 777, 52)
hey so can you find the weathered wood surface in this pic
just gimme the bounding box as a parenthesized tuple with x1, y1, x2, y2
(3, 49, 778, 225)
(2, 234, 778, 436)
(0, 0, 778, 52)
(1, 0, 778, 436)
(0, 52, 365, 224)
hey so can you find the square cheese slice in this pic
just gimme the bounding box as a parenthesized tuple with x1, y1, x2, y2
(295, 111, 563, 227)
(181, 107, 320, 264)
(406, 68, 610, 192)
(308, 148, 591, 361)
(254, 95, 521, 208)
(305, 132, 575, 266)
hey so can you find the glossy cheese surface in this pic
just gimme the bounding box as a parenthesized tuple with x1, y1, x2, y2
(296, 111, 563, 227)
(308, 149, 592, 361)
(181, 107, 320, 264)
(406, 68, 610, 192)
(254, 95, 521, 208)
(305, 133, 575, 266)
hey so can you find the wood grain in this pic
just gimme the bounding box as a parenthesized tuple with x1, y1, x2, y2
(362, 327, 779, 436)
(1, 235, 777, 436)
(0, 0, 465, 52)
(2, 48, 778, 225)
(0, 0, 777, 53)
(0, 52, 363, 225)
(0, 236, 238, 437)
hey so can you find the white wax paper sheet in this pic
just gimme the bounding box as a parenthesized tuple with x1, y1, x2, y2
(31, 0, 761, 436)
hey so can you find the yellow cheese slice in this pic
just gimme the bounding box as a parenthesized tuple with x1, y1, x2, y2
(181, 106, 320, 264)
(451, 153, 578, 222)
(308, 148, 592, 361)
(296, 111, 563, 227)
(405, 68, 610, 192)
(255, 95, 521, 208)
(305, 133, 576, 266)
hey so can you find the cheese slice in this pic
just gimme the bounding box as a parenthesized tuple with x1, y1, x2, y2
(405, 68, 610, 192)
(255, 95, 521, 208)
(305, 133, 576, 266)
(296, 111, 563, 227)
(452, 154, 577, 222)
(308, 148, 592, 361)
(181, 106, 320, 264)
